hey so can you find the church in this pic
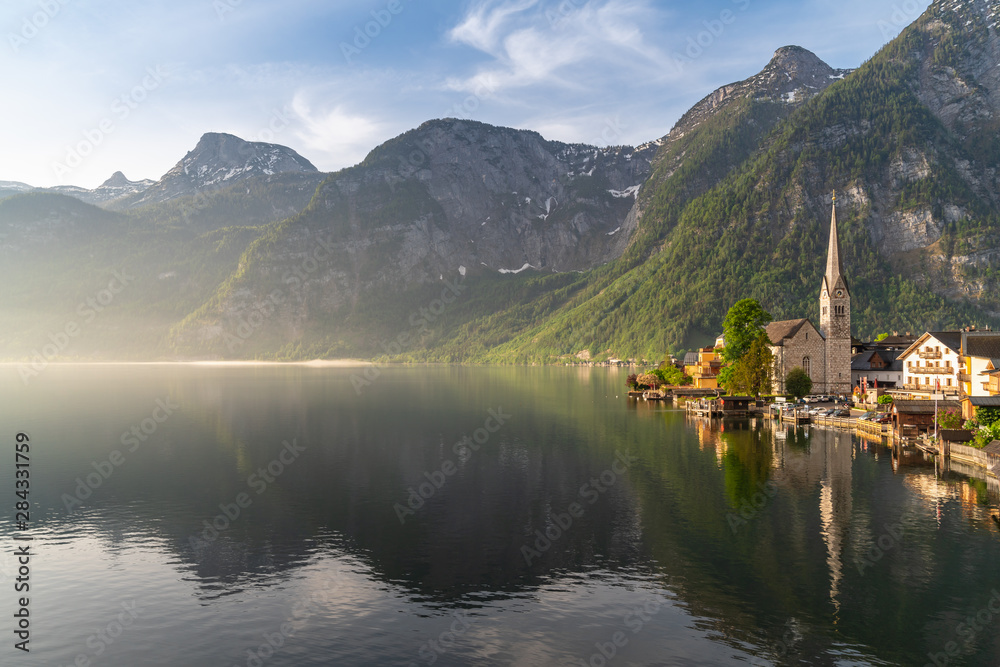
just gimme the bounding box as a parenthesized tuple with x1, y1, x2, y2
(766, 195, 853, 394)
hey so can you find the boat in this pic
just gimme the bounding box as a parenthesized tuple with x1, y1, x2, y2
(643, 389, 666, 401)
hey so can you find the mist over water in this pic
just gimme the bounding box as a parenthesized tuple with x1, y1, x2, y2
(1, 365, 998, 666)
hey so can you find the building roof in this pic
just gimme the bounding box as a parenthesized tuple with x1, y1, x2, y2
(900, 331, 962, 359)
(894, 400, 961, 414)
(683, 352, 699, 365)
(851, 349, 902, 371)
(941, 429, 975, 443)
(963, 332, 1000, 359)
(982, 441, 1000, 456)
(874, 334, 919, 347)
(766, 319, 821, 346)
(968, 396, 1000, 407)
(823, 195, 849, 297)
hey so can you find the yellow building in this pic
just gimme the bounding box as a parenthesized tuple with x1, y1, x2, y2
(958, 329, 1000, 420)
(685, 347, 723, 389)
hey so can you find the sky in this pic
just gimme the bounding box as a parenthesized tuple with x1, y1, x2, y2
(0, 0, 933, 189)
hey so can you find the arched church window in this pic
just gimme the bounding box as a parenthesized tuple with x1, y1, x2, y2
(803, 357, 811, 377)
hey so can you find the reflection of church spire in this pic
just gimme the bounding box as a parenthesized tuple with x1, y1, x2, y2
(817, 429, 852, 616)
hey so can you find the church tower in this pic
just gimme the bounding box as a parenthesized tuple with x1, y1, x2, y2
(819, 192, 852, 394)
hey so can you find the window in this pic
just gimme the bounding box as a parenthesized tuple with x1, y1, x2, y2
(805, 332, 808, 341)
(803, 357, 811, 377)
(822, 307, 828, 316)
(947, 379, 952, 386)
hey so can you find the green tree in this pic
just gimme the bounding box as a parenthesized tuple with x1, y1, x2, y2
(875, 333, 889, 342)
(654, 365, 691, 386)
(722, 299, 773, 363)
(975, 406, 1000, 428)
(725, 332, 773, 396)
(877, 394, 894, 405)
(785, 367, 812, 400)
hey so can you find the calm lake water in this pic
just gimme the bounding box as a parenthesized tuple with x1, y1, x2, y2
(2, 365, 999, 666)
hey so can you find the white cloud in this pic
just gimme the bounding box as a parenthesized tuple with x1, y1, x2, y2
(290, 91, 389, 170)
(448, 0, 540, 52)
(446, 0, 674, 96)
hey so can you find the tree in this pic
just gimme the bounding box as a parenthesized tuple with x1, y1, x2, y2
(654, 366, 691, 386)
(877, 394, 894, 405)
(722, 299, 773, 363)
(626, 373, 638, 389)
(936, 408, 962, 430)
(724, 332, 773, 396)
(636, 373, 659, 389)
(875, 332, 889, 342)
(785, 367, 812, 400)
(975, 406, 1000, 428)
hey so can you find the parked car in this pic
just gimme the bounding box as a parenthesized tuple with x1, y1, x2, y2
(857, 411, 875, 421)
(874, 413, 892, 424)
(833, 409, 850, 417)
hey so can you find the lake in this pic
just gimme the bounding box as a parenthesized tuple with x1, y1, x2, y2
(2, 365, 999, 666)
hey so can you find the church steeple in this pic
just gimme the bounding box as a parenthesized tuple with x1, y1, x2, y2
(823, 191, 849, 296)
(819, 191, 852, 394)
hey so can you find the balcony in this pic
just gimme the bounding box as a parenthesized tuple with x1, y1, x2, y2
(958, 373, 971, 382)
(901, 383, 960, 394)
(911, 366, 954, 375)
(918, 350, 942, 359)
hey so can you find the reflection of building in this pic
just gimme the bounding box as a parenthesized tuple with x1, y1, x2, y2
(768, 196, 852, 394)
(685, 347, 723, 389)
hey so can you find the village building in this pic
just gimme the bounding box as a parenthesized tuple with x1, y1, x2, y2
(767, 319, 826, 394)
(957, 329, 1000, 419)
(767, 196, 853, 394)
(851, 348, 904, 389)
(892, 399, 961, 437)
(684, 347, 723, 389)
(895, 332, 963, 399)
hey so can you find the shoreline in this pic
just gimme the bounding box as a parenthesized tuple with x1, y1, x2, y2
(0, 359, 374, 368)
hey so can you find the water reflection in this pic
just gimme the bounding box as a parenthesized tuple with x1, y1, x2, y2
(1, 366, 999, 666)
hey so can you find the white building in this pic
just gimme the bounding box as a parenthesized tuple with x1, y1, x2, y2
(896, 332, 962, 398)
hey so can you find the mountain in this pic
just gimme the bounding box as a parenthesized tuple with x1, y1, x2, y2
(6, 1, 1000, 363)
(0, 180, 34, 201)
(162, 47, 869, 360)
(48, 171, 156, 206)
(445, 0, 1000, 362)
(167, 119, 654, 357)
(113, 132, 320, 209)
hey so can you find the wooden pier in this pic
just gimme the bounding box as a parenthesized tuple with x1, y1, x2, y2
(811, 415, 856, 430)
(684, 396, 754, 417)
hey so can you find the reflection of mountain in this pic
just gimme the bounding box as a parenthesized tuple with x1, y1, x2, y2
(14, 367, 1000, 665)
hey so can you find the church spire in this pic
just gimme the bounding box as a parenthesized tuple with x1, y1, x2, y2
(824, 191, 848, 295)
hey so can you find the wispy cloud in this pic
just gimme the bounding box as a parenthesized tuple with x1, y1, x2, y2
(446, 0, 674, 95)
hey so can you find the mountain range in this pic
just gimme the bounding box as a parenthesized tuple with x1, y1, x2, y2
(3, 0, 1000, 363)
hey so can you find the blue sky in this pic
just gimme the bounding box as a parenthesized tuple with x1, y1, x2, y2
(1, 0, 932, 188)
